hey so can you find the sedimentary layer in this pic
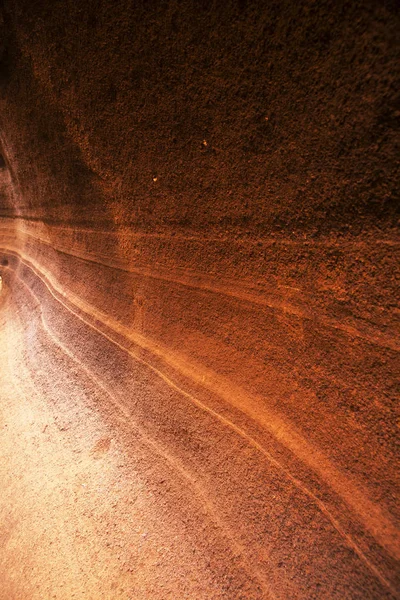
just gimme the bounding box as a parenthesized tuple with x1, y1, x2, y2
(0, 1, 398, 598)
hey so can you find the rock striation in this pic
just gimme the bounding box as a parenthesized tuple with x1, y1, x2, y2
(0, 1, 399, 598)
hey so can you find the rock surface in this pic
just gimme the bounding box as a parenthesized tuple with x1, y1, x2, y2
(0, 1, 399, 598)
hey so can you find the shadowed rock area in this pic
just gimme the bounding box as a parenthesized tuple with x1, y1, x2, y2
(0, 1, 399, 598)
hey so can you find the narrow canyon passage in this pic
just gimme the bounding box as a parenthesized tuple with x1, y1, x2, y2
(0, 1, 399, 598)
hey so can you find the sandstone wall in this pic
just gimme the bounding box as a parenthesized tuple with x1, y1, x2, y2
(0, 1, 399, 598)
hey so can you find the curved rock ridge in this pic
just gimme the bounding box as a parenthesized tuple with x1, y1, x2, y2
(0, 0, 399, 598)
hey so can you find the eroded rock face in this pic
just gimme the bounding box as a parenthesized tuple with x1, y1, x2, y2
(0, 1, 398, 598)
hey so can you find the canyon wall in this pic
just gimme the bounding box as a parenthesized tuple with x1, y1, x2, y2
(0, 1, 399, 598)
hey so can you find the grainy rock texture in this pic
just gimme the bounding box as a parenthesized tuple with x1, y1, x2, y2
(0, 1, 399, 598)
